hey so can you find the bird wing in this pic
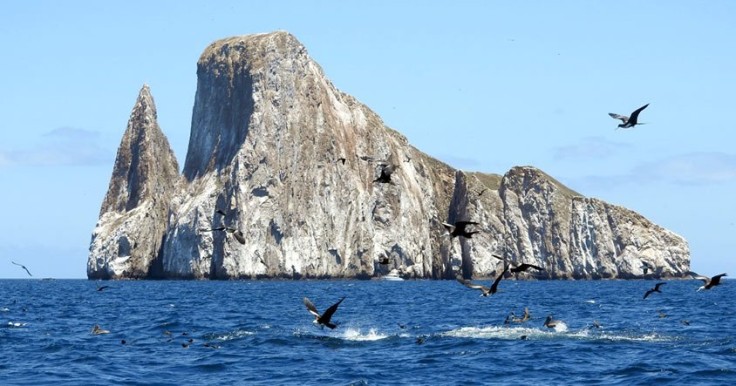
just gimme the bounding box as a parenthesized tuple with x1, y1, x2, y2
(303, 297, 321, 318)
(457, 278, 488, 291)
(441, 222, 455, 232)
(517, 263, 545, 272)
(608, 113, 628, 123)
(12, 261, 32, 276)
(643, 289, 654, 299)
(710, 273, 727, 286)
(687, 271, 710, 283)
(455, 221, 479, 227)
(320, 297, 345, 323)
(490, 263, 510, 294)
(654, 282, 667, 291)
(628, 103, 649, 123)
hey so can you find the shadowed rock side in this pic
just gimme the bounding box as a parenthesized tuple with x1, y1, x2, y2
(87, 31, 690, 280)
(88, 85, 181, 279)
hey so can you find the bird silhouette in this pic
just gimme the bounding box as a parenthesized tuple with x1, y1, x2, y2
(457, 263, 509, 297)
(206, 226, 246, 245)
(609, 103, 649, 129)
(373, 164, 396, 184)
(442, 221, 480, 238)
(303, 296, 345, 329)
(643, 282, 666, 299)
(544, 315, 562, 329)
(11, 261, 32, 277)
(491, 254, 545, 274)
(688, 272, 727, 291)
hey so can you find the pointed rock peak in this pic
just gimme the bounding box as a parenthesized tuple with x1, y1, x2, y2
(99, 85, 179, 214)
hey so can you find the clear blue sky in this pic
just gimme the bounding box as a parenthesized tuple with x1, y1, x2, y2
(1, 1, 734, 279)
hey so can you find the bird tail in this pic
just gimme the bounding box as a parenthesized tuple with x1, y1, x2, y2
(325, 322, 338, 329)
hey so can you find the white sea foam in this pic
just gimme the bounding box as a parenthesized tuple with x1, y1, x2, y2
(442, 324, 671, 343)
(340, 327, 388, 341)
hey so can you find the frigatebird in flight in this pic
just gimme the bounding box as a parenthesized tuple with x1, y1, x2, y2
(303, 296, 345, 329)
(609, 103, 649, 129)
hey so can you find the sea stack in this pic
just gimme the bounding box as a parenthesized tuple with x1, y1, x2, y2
(87, 31, 691, 280)
(88, 85, 180, 279)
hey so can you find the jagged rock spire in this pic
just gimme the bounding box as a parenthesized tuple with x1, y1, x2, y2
(88, 84, 180, 279)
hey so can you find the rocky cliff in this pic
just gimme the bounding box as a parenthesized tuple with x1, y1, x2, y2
(88, 31, 690, 280)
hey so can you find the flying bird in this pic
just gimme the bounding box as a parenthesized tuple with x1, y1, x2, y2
(609, 103, 649, 129)
(457, 263, 509, 297)
(11, 261, 32, 277)
(96, 282, 110, 292)
(207, 226, 246, 245)
(442, 221, 480, 238)
(491, 254, 545, 274)
(303, 296, 345, 329)
(640, 261, 654, 275)
(688, 272, 727, 291)
(373, 164, 396, 184)
(643, 282, 666, 299)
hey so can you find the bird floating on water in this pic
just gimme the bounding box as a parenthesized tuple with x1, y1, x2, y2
(442, 221, 480, 238)
(643, 282, 666, 299)
(688, 272, 727, 291)
(303, 296, 345, 329)
(544, 315, 563, 329)
(91, 324, 110, 335)
(11, 261, 32, 277)
(609, 103, 649, 129)
(457, 263, 509, 297)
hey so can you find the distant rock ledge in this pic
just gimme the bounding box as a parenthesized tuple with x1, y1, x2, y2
(87, 31, 690, 280)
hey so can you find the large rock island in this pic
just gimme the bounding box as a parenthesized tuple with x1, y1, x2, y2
(88, 31, 690, 280)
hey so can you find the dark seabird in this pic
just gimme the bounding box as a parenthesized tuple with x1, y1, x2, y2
(11, 261, 32, 277)
(457, 263, 509, 297)
(505, 307, 531, 324)
(209, 226, 246, 245)
(303, 296, 345, 329)
(543, 315, 562, 329)
(688, 272, 727, 291)
(442, 221, 480, 238)
(215, 208, 228, 217)
(609, 103, 649, 129)
(96, 282, 110, 292)
(491, 254, 545, 274)
(643, 282, 666, 299)
(640, 261, 654, 275)
(373, 164, 396, 184)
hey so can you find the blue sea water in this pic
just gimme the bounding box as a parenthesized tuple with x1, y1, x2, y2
(1, 279, 734, 385)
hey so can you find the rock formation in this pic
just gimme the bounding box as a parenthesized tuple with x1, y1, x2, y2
(88, 85, 180, 279)
(88, 31, 690, 280)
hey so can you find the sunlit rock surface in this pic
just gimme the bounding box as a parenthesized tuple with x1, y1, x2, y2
(88, 32, 689, 280)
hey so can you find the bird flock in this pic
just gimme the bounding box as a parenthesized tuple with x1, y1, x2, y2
(5, 102, 728, 338)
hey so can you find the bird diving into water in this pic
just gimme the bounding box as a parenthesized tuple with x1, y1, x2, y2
(609, 103, 649, 129)
(688, 272, 727, 291)
(442, 221, 480, 238)
(303, 296, 345, 329)
(643, 282, 666, 299)
(457, 263, 510, 297)
(11, 261, 32, 277)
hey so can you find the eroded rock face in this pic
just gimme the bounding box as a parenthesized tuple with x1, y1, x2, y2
(87, 32, 690, 280)
(87, 85, 180, 279)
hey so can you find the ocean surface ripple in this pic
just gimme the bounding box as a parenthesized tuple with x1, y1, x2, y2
(1, 279, 734, 385)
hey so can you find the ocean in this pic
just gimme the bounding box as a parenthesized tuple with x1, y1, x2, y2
(1, 278, 734, 385)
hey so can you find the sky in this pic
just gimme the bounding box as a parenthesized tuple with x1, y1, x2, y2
(1, 1, 735, 279)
